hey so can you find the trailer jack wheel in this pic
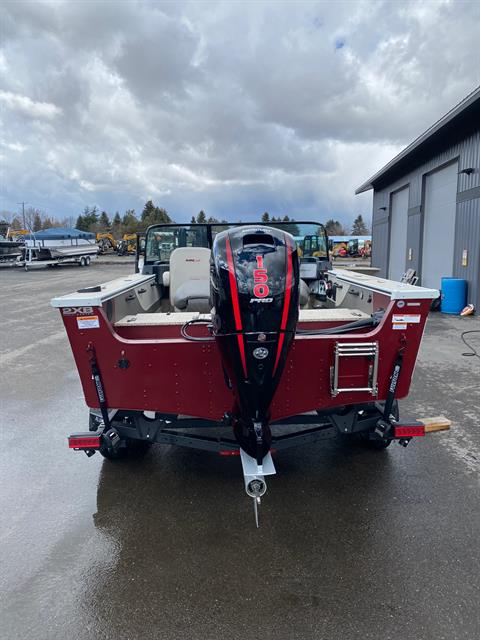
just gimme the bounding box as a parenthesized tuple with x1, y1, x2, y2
(360, 432, 392, 449)
(99, 438, 152, 460)
(357, 401, 399, 450)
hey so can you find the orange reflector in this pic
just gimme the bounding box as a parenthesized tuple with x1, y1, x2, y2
(68, 435, 101, 449)
(394, 425, 425, 438)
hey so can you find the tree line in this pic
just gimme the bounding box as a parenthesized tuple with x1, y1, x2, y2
(325, 215, 370, 236)
(1, 202, 370, 238)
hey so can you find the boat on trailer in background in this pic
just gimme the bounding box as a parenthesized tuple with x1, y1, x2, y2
(52, 221, 438, 525)
(0, 235, 24, 264)
(20, 227, 99, 270)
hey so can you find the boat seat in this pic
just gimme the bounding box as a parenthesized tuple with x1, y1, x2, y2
(169, 247, 211, 313)
(299, 280, 310, 307)
(174, 279, 211, 312)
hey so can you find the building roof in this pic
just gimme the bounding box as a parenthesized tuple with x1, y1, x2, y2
(355, 85, 480, 194)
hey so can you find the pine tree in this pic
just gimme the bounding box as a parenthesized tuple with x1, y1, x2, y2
(324, 219, 346, 236)
(190, 216, 196, 224)
(76, 215, 87, 231)
(33, 213, 42, 232)
(141, 200, 156, 222)
(351, 214, 369, 236)
(99, 211, 110, 230)
(261, 212, 270, 222)
(122, 209, 138, 234)
(196, 210, 207, 223)
(111, 212, 121, 237)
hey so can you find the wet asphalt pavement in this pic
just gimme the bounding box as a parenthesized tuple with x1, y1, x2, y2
(1, 263, 479, 640)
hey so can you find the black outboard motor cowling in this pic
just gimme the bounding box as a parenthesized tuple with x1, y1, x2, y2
(211, 226, 300, 462)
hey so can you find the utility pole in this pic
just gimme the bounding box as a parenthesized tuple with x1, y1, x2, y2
(17, 201, 28, 229)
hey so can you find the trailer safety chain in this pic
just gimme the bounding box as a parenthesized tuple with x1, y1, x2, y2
(86, 343, 111, 431)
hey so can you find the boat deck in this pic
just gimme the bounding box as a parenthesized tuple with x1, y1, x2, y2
(114, 308, 370, 327)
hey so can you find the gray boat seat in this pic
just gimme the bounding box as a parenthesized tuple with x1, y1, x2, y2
(299, 279, 310, 307)
(174, 279, 211, 312)
(169, 247, 211, 312)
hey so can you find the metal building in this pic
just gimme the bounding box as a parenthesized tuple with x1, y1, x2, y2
(356, 86, 480, 306)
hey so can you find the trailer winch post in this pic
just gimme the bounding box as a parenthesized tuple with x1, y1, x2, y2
(87, 343, 111, 431)
(375, 339, 406, 440)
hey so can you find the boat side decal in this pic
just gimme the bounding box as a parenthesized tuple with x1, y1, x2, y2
(63, 306, 95, 316)
(76, 315, 100, 329)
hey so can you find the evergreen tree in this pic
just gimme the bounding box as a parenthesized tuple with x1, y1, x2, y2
(196, 210, 207, 223)
(141, 200, 156, 222)
(111, 212, 121, 238)
(351, 214, 369, 235)
(76, 215, 87, 231)
(99, 211, 110, 230)
(190, 216, 196, 224)
(139, 200, 172, 229)
(76, 206, 99, 231)
(261, 212, 270, 223)
(324, 219, 346, 236)
(33, 213, 42, 232)
(122, 209, 138, 234)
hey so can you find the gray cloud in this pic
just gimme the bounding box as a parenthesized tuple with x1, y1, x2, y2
(1, 0, 479, 226)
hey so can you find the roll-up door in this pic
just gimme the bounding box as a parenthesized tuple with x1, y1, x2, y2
(422, 162, 458, 289)
(388, 186, 409, 281)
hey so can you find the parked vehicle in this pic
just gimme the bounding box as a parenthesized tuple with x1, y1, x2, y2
(52, 221, 437, 525)
(116, 233, 137, 255)
(20, 227, 98, 270)
(96, 233, 118, 253)
(0, 235, 23, 264)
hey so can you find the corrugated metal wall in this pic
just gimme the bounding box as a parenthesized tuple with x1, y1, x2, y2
(371, 129, 480, 305)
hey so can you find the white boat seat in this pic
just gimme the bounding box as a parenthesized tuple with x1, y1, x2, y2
(174, 279, 211, 312)
(169, 247, 211, 312)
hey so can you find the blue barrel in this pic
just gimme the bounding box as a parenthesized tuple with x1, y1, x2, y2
(441, 277, 467, 314)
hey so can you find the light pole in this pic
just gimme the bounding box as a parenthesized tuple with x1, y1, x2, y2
(17, 201, 28, 229)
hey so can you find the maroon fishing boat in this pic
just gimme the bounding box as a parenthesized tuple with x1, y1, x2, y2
(52, 221, 438, 524)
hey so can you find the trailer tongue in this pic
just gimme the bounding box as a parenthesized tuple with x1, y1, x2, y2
(53, 221, 438, 526)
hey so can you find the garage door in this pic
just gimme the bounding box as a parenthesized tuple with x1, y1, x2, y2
(388, 186, 409, 281)
(422, 162, 458, 289)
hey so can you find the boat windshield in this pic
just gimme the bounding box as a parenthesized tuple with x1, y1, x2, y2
(145, 221, 328, 263)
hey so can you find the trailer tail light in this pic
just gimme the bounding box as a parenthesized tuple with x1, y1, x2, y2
(218, 448, 277, 456)
(394, 424, 425, 438)
(68, 434, 102, 449)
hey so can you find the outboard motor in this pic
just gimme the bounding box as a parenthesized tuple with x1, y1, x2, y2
(211, 226, 300, 463)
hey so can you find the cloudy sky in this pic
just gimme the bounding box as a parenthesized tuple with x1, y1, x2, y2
(1, 0, 479, 226)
